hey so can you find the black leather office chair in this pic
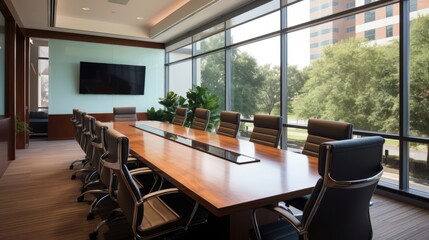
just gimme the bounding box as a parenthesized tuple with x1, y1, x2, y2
(287, 118, 353, 210)
(191, 108, 210, 131)
(69, 109, 88, 170)
(172, 107, 188, 126)
(71, 113, 95, 180)
(113, 107, 138, 121)
(302, 118, 353, 157)
(249, 114, 282, 148)
(79, 121, 157, 220)
(89, 128, 207, 240)
(216, 111, 241, 138)
(250, 136, 384, 240)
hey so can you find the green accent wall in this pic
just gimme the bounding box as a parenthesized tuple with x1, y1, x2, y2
(49, 39, 164, 114)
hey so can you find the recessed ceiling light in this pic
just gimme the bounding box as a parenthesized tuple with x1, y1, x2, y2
(82, 7, 90, 11)
(136, 17, 144, 20)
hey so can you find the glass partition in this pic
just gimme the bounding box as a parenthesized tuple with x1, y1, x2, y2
(0, 12, 5, 117)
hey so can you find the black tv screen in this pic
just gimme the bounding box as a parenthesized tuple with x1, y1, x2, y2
(79, 61, 145, 95)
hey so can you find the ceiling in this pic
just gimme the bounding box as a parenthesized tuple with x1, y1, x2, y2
(4, 0, 259, 43)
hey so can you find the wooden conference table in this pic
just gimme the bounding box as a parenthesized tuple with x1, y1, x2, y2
(112, 121, 319, 239)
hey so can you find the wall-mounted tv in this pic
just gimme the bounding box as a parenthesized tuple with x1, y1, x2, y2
(79, 61, 146, 95)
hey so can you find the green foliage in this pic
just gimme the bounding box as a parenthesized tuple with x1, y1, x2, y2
(292, 38, 399, 132)
(259, 64, 280, 115)
(15, 116, 31, 135)
(287, 65, 309, 114)
(230, 51, 265, 118)
(186, 85, 220, 131)
(146, 107, 167, 122)
(147, 91, 186, 122)
(158, 91, 186, 122)
(409, 15, 429, 137)
(147, 86, 220, 131)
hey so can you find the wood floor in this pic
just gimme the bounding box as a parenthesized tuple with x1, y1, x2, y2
(0, 139, 429, 240)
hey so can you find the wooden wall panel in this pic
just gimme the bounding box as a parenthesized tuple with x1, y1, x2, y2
(48, 112, 148, 140)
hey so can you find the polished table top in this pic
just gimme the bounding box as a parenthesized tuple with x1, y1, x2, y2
(112, 121, 319, 217)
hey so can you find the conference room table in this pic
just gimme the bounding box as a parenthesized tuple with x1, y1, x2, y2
(111, 120, 319, 239)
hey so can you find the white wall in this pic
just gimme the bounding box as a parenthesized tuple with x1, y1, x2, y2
(49, 39, 165, 114)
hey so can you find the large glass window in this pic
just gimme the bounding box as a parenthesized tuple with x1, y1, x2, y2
(0, 12, 4, 116)
(38, 46, 49, 108)
(231, 36, 280, 118)
(386, 25, 393, 37)
(287, 5, 400, 185)
(165, 0, 429, 198)
(168, 45, 192, 62)
(230, 11, 280, 44)
(195, 50, 226, 110)
(409, 6, 429, 193)
(168, 60, 192, 97)
(365, 29, 376, 40)
(365, 10, 376, 23)
(195, 32, 225, 55)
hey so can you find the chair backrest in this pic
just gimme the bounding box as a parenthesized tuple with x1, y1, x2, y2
(191, 108, 210, 131)
(302, 118, 353, 158)
(92, 121, 108, 175)
(82, 114, 96, 157)
(249, 114, 282, 148)
(77, 111, 87, 149)
(172, 107, 188, 126)
(101, 128, 130, 202)
(109, 128, 203, 239)
(301, 136, 384, 240)
(71, 109, 80, 142)
(113, 107, 137, 121)
(216, 111, 241, 138)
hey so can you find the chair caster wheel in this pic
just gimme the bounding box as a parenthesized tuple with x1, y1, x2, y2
(89, 231, 98, 240)
(69, 165, 74, 170)
(77, 196, 84, 202)
(87, 212, 94, 220)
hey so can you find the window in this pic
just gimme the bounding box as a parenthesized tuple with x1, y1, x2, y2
(386, 5, 393, 17)
(230, 11, 280, 44)
(168, 60, 192, 97)
(386, 25, 393, 37)
(346, 2, 355, 9)
(409, 10, 429, 193)
(346, 26, 355, 33)
(231, 37, 280, 118)
(164, 0, 429, 199)
(365, 29, 376, 40)
(168, 45, 192, 63)
(346, 15, 355, 20)
(195, 32, 225, 55)
(0, 12, 4, 116)
(195, 50, 226, 110)
(320, 39, 333, 46)
(410, 0, 417, 12)
(310, 31, 319, 37)
(365, 10, 376, 23)
(38, 46, 49, 108)
(310, 42, 319, 48)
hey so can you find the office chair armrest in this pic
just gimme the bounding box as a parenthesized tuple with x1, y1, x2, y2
(326, 167, 384, 188)
(142, 188, 180, 202)
(129, 167, 152, 176)
(91, 141, 103, 149)
(252, 205, 304, 240)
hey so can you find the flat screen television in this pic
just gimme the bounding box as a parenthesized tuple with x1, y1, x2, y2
(79, 61, 146, 95)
